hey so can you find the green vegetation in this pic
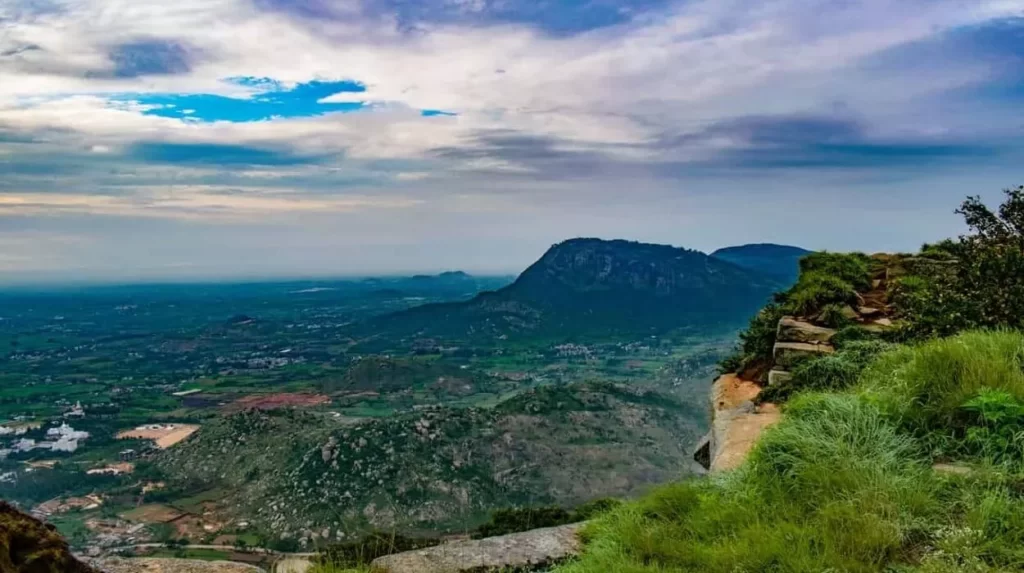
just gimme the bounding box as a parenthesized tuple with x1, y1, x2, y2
(560, 332, 1024, 572)
(560, 186, 1024, 573)
(727, 251, 874, 375)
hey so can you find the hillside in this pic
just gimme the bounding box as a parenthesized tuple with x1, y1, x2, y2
(154, 381, 704, 547)
(368, 239, 783, 341)
(557, 186, 1024, 573)
(710, 243, 811, 284)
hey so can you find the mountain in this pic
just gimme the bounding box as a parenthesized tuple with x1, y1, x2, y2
(369, 239, 783, 340)
(710, 243, 811, 284)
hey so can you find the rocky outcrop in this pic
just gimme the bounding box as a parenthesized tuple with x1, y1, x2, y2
(694, 374, 781, 473)
(0, 500, 100, 573)
(96, 558, 262, 573)
(370, 523, 583, 573)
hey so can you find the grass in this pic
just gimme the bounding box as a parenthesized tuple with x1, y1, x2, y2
(559, 331, 1024, 573)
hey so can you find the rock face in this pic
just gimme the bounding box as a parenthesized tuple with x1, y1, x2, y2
(370, 523, 584, 573)
(0, 500, 100, 573)
(96, 558, 262, 573)
(704, 374, 781, 472)
(775, 318, 836, 344)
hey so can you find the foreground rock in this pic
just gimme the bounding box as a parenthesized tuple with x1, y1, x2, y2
(694, 374, 782, 472)
(0, 500, 100, 573)
(370, 523, 584, 573)
(97, 558, 262, 573)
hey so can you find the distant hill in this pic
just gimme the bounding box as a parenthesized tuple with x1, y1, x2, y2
(710, 243, 811, 284)
(368, 238, 783, 340)
(155, 381, 704, 540)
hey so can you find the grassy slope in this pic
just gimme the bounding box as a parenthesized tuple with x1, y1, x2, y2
(558, 330, 1024, 572)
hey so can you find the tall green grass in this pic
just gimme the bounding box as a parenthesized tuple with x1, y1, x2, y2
(559, 331, 1024, 573)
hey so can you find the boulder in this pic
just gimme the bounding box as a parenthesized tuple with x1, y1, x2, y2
(773, 341, 834, 368)
(857, 306, 882, 318)
(0, 500, 100, 573)
(776, 318, 836, 345)
(768, 369, 793, 386)
(370, 524, 583, 573)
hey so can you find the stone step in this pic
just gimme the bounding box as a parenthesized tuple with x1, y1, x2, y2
(773, 341, 834, 368)
(776, 317, 836, 344)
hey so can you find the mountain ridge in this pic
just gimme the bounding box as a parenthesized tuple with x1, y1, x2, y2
(367, 238, 797, 341)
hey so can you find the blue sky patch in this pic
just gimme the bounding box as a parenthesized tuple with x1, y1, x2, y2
(124, 79, 368, 122)
(421, 109, 457, 117)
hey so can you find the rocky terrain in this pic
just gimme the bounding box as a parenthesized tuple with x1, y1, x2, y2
(155, 381, 703, 546)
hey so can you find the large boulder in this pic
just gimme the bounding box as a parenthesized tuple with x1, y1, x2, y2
(776, 317, 836, 344)
(0, 500, 100, 573)
(370, 524, 583, 573)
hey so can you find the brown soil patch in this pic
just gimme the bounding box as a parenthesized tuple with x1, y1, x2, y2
(118, 424, 200, 448)
(121, 504, 184, 524)
(225, 393, 330, 412)
(711, 373, 762, 410)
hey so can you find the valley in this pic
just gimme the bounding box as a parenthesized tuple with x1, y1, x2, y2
(0, 240, 800, 557)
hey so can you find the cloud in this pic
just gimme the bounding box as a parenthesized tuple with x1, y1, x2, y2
(2, 0, 1024, 281)
(105, 39, 197, 78)
(127, 142, 332, 166)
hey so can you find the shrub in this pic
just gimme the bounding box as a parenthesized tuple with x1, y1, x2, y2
(316, 532, 440, 568)
(959, 389, 1024, 464)
(759, 340, 892, 403)
(786, 273, 859, 316)
(799, 251, 872, 291)
(892, 186, 1024, 338)
(858, 330, 1024, 447)
(819, 303, 855, 328)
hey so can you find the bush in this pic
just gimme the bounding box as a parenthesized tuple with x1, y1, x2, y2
(316, 532, 440, 568)
(859, 330, 1024, 448)
(759, 340, 892, 403)
(960, 389, 1024, 464)
(799, 251, 872, 291)
(892, 186, 1024, 338)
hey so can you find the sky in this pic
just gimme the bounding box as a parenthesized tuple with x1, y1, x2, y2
(1, 0, 1023, 283)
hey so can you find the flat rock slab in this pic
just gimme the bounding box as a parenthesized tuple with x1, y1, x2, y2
(97, 558, 262, 573)
(776, 317, 836, 344)
(370, 523, 584, 573)
(773, 341, 834, 368)
(711, 403, 781, 472)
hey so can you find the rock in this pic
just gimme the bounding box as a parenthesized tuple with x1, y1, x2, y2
(873, 318, 893, 327)
(711, 402, 781, 472)
(776, 317, 836, 344)
(857, 306, 882, 318)
(839, 305, 860, 320)
(768, 369, 793, 386)
(773, 341, 834, 368)
(370, 523, 584, 573)
(0, 500, 100, 573)
(933, 463, 974, 476)
(96, 558, 262, 573)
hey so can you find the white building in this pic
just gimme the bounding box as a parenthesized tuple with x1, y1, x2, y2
(50, 436, 80, 452)
(47, 423, 90, 440)
(13, 438, 35, 452)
